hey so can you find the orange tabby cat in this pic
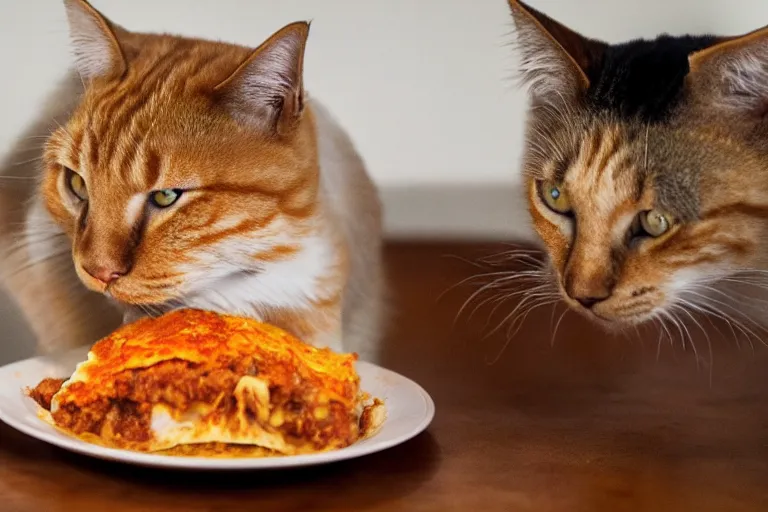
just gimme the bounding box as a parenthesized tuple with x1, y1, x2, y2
(509, 0, 768, 334)
(0, 0, 384, 360)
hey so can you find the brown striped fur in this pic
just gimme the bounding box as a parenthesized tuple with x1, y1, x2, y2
(510, 1, 768, 331)
(0, 0, 384, 360)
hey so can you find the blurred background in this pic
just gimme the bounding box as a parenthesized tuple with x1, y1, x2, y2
(1, 0, 767, 360)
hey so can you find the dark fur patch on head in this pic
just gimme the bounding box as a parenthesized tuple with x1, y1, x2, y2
(585, 35, 720, 122)
(653, 168, 700, 221)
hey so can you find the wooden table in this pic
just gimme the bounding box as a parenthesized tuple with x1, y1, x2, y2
(2, 242, 768, 512)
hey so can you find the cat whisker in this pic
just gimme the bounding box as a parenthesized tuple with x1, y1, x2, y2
(550, 305, 569, 347)
(473, 294, 514, 329)
(720, 273, 768, 284)
(483, 289, 556, 340)
(7, 155, 45, 168)
(683, 292, 765, 350)
(0, 175, 38, 180)
(480, 257, 543, 270)
(683, 299, 734, 350)
(19, 135, 53, 143)
(454, 278, 514, 325)
(467, 283, 549, 323)
(653, 312, 676, 355)
(1, 232, 68, 261)
(448, 245, 559, 340)
(675, 309, 699, 366)
(456, 271, 544, 300)
(691, 301, 756, 352)
(446, 247, 544, 269)
(478, 250, 545, 269)
(136, 303, 166, 319)
(716, 281, 768, 309)
(654, 317, 664, 360)
(506, 297, 559, 339)
(671, 304, 712, 376)
(731, 269, 768, 275)
(658, 309, 687, 353)
(491, 244, 543, 254)
(440, 254, 493, 270)
(687, 287, 768, 339)
(441, 269, 544, 303)
(486, 296, 560, 365)
(718, 279, 768, 293)
(650, 314, 672, 360)
(678, 284, 766, 350)
(1, 248, 72, 280)
(485, 285, 557, 329)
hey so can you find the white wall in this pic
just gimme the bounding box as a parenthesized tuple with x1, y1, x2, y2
(1, 1, 768, 356)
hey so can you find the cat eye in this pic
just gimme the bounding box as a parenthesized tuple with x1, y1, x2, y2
(538, 181, 572, 214)
(150, 189, 183, 208)
(639, 209, 672, 237)
(66, 168, 88, 201)
(149, 188, 182, 208)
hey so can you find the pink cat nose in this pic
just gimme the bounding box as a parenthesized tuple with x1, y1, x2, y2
(83, 265, 128, 284)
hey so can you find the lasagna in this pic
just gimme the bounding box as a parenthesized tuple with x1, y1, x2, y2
(28, 309, 384, 455)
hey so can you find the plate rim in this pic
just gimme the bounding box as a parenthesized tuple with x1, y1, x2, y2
(0, 354, 435, 470)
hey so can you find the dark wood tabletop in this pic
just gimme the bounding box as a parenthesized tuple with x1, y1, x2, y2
(1, 242, 768, 512)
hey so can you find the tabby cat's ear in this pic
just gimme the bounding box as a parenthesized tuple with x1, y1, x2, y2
(687, 26, 768, 117)
(215, 22, 310, 136)
(63, 0, 127, 82)
(508, 0, 606, 105)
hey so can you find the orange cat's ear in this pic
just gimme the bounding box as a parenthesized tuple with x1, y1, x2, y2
(508, 0, 606, 105)
(687, 26, 768, 117)
(63, 0, 127, 82)
(215, 21, 310, 137)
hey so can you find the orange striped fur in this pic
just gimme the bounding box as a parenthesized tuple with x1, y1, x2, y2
(0, 0, 384, 360)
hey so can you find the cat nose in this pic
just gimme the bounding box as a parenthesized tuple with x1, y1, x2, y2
(564, 274, 614, 309)
(83, 264, 129, 284)
(574, 296, 603, 309)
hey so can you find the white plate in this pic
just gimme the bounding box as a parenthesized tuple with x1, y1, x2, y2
(0, 346, 435, 470)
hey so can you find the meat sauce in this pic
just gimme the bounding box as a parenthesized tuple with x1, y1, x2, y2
(28, 358, 360, 451)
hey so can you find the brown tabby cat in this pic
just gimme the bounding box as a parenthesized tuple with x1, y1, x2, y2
(509, 0, 768, 334)
(0, 0, 384, 360)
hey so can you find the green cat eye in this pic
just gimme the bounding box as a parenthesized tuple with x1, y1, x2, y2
(66, 168, 88, 201)
(640, 209, 672, 237)
(150, 189, 182, 208)
(539, 181, 572, 214)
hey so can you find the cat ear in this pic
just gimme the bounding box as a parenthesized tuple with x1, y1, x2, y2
(508, 0, 606, 104)
(687, 26, 768, 116)
(63, 0, 127, 82)
(215, 21, 310, 136)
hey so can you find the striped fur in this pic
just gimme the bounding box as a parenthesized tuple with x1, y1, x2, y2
(0, 0, 384, 361)
(510, 1, 768, 331)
